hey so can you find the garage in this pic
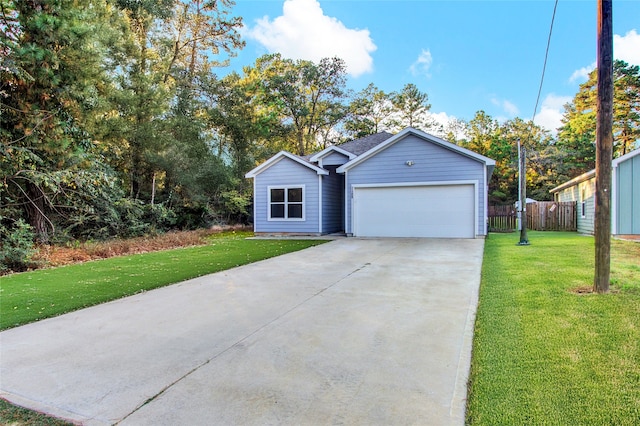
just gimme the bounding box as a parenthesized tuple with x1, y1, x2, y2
(353, 184, 476, 238)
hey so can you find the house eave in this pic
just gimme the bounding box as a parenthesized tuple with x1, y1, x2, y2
(549, 169, 596, 194)
(612, 147, 640, 167)
(309, 146, 357, 163)
(245, 151, 329, 178)
(337, 127, 495, 173)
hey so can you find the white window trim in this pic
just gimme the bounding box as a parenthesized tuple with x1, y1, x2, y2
(267, 185, 306, 221)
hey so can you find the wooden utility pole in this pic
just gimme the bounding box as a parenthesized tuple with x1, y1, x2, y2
(594, 0, 613, 293)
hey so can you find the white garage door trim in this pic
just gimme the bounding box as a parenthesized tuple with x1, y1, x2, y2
(352, 181, 478, 238)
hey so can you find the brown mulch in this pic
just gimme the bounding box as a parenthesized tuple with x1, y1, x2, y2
(31, 225, 251, 268)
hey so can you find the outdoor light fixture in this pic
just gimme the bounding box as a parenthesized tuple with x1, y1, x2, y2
(405, 160, 415, 166)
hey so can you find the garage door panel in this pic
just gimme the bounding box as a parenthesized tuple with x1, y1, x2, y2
(353, 185, 475, 238)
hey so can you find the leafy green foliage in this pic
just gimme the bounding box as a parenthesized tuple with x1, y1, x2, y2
(388, 83, 434, 132)
(247, 53, 349, 155)
(344, 83, 393, 139)
(0, 217, 36, 273)
(557, 60, 640, 178)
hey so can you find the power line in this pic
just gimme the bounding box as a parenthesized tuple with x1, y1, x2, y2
(531, 0, 559, 124)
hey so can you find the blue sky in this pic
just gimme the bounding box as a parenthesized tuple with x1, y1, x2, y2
(222, 0, 640, 133)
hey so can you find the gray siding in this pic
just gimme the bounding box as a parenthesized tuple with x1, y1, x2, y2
(322, 151, 350, 166)
(253, 157, 320, 234)
(322, 166, 344, 233)
(616, 154, 640, 234)
(344, 134, 488, 235)
(555, 178, 595, 234)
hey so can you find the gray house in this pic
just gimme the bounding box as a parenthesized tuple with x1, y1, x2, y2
(245, 127, 496, 238)
(550, 147, 640, 235)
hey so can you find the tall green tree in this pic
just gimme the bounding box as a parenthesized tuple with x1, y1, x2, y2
(557, 60, 640, 178)
(247, 54, 348, 156)
(388, 83, 434, 132)
(1, 0, 114, 240)
(344, 83, 393, 138)
(458, 112, 556, 204)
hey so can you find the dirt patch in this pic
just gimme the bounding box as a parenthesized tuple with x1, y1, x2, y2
(570, 285, 594, 295)
(31, 225, 251, 268)
(569, 285, 621, 295)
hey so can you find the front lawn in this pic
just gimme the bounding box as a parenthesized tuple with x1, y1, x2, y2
(466, 232, 640, 425)
(0, 232, 325, 330)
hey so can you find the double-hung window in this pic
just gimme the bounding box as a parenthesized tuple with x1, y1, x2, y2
(269, 186, 304, 220)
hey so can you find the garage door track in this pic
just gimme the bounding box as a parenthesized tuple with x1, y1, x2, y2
(0, 238, 484, 425)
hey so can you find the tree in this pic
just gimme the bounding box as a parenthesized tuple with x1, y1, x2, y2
(248, 54, 348, 156)
(388, 83, 434, 132)
(162, 0, 244, 83)
(208, 72, 281, 182)
(344, 83, 393, 138)
(1, 0, 114, 241)
(458, 112, 556, 204)
(557, 59, 640, 178)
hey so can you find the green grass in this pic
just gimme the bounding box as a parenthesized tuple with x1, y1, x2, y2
(0, 399, 73, 426)
(466, 232, 640, 425)
(0, 232, 325, 330)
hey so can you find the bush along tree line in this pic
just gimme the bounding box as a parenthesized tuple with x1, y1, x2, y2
(1, 0, 639, 272)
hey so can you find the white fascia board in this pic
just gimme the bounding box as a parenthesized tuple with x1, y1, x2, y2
(549, 169, 596, 194)
(245, 151, 329, 178)
(337, 127, 495, 173)
(309, 146, 357, 163)
(613, 147, 640, 167)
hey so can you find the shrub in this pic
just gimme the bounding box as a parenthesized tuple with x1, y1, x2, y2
(0, 218, 37, 273)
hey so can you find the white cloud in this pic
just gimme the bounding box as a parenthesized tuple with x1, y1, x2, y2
(614, 29, 640, 65)
(569, 62, 595, 83)
(491, 96, 519, 117)
(569, 29, 640, 84)
(533, 93, 572, 133)
(409, 49, 433, 78)
(243, 0, 377, 77)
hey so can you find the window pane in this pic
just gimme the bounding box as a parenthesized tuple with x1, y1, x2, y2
(288, 203, 303, 218)
(271, 204, 285, 218)
(270, 189, 285, 202)
(288, 188, 303, 202)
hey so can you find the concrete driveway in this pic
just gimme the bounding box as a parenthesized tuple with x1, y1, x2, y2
(0, 238, 484, 425)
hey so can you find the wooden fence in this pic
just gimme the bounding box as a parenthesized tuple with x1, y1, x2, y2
(488, 202, 576, 232)
(488, 205, 517, 232)
(526, 201, 577, 231)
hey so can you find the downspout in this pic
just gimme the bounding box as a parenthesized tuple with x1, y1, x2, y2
(253, 179, 257, 233)
(318, 174, 323, 234)
(344, 171, 350, 236)
(611, 162, 618, 235)
(484, 166, 489, 237)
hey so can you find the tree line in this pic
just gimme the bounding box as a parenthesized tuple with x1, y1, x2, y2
(2, 0, 639, 271)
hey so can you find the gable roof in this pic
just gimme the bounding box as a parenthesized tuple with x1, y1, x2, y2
(335, 132, 394, 156)
(309, 145, 357, 163)
(336, 127, 495, 173)
(245, 151, 329, 178)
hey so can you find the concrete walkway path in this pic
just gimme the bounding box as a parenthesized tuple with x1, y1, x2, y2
(0, 238, 484, 425)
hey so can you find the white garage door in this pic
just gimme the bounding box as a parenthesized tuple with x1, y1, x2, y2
(353, 184, 475, 238)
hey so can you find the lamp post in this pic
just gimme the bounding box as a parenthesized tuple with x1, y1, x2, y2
(518, 139, 530, 245)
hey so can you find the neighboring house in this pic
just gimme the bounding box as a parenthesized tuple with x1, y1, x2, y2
(245, 127, 496, 238)
(550, 148, 640, 235)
